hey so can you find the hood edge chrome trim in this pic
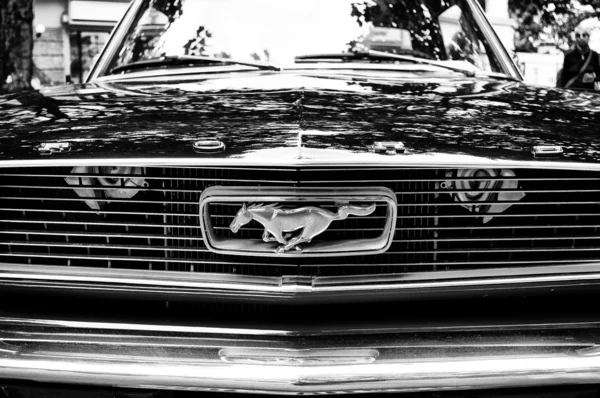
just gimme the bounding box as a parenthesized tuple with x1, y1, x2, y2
(1, 158, 600, 171)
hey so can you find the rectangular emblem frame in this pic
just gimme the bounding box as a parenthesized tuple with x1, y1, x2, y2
(199, 186, 397, 257)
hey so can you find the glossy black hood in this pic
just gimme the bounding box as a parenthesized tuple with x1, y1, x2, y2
(1, 70, 600, 165)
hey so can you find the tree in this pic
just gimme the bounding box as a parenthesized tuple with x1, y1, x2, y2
(183, 26, 212, 56)
(509, 0, 600, 52)
(0, 0, 34, 93)
(350, 0, 450, 60)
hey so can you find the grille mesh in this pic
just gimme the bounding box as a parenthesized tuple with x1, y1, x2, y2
(0, 166, 599, 277)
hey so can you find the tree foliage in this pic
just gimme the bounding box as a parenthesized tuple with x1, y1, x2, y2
(350, 0, 449, 59)
(0, 0, 34, 93)
(183, 26, 212, 56)
(509, 0, 600, 52)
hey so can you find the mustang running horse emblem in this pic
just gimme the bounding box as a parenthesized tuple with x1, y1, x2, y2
(229, 203, 376, 253)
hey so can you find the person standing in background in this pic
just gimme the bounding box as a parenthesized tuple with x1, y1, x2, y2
(559, 24, 600, 90)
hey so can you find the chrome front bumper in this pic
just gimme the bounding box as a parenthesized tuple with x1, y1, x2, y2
(3, 317, 600, 394)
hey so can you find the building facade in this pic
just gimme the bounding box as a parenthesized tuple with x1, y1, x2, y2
(483, 0, 514, 52)
(33, 0, 129, 85)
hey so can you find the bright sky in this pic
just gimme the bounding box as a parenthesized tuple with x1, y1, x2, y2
(154, 0, 372, 63)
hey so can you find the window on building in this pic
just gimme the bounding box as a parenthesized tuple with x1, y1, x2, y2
(70, 31, 110, 83)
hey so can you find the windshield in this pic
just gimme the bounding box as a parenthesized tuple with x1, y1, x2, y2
(101, 0, 506, 76)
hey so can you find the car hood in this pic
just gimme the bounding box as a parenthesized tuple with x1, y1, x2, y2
(1, 71, 600, 166)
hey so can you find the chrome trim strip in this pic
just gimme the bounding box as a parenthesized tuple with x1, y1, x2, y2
(2, 157, 600, 171)
(5, 314, 600, 334)
(0, 264, 280, 290)
(87, 0, 145, 81)
(0, 316, 292, 335)
(2, 262, 600, 301)
(1, 317, 600, 393)
(466, 0, 523, 80)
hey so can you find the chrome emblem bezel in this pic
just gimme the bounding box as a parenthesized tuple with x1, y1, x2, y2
(199, 186, 397, 257)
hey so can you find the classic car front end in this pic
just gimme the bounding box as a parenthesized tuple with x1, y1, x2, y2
(3, 0, 600, 396)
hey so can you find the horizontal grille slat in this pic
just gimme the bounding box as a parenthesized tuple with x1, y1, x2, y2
(393, 236, 600, 243)
(395, 214, 600, 219)
(395, 201, 600, 206)
(0, 185, 294, 193)
(7, 186, 600, 195)
(0, 241, 210, 252)
(296, 259, 600, 267)
(0, 174, 295, 183)
(396, 225, 600, 230)
(383, 247, 600, 254)
(0, 230, 204, 241)
(15, 236, 599, 248)
(0, 208, 193, 217)
(0, 252, 294, 267)
(0, 219, 199, 229)
(393, 189, 600, 194)
(299, 178, 600, 183)
(0, 196, 197, 205)
(1, 185, 210, 193)
(1, 165, 599, 278)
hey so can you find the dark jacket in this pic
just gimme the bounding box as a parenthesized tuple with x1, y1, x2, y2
(559, 48, 600, 90)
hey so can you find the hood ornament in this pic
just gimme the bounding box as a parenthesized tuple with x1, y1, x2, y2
(229, 203, 376, 253)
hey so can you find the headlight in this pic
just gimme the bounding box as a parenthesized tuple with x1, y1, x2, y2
(442, 169, 525, 223)
(65, 166, 148, 210)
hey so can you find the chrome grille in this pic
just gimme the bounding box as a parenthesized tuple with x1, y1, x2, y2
(0, 166, 599, 277)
